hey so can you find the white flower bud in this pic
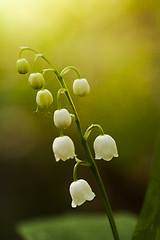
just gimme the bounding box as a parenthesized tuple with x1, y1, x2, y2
(73, 78, 90, 97)
(36, 89, 53, 108)
(16, 58, 29, 74)
(69, 179, 95, 208)
(93, 135, 118, 161)
(54, 109, 72, 129)
(28, 73, 45, 89)
(52, 136, 75, 161)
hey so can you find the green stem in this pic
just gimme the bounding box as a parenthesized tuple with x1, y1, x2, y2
(60, 66, 81, 78)
(84, 124, 104, 140)
(55, 73, 120, 240)
(19, 47, 58, 72)
(19, 47, 39, 59)
(20, 47, 120, 240)
(70, 114, 76, 120)
(82, 139, 120, 240)
(42, 68, 56, 76)
(57, 88, 66, 110)
(59, 128, 63, 137)
(34, 54, 43, 73)
(55, 73, 84, 138)
(73, 159, 91, 182)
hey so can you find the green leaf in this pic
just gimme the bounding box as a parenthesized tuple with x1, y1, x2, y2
(17, 213, 137, 240)
(131, 135, 160, 240)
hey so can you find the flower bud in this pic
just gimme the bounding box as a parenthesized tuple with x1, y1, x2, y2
(36, 89, 53, 108)
(28, 73, 45, 89)
(52, 136, 75, 161)
(93, 134, 118, 161)
(73, 78, 90, 97)
(54, 109, 72, 129)
(69, 179, 95, 208)
(16, 58, 29, 74)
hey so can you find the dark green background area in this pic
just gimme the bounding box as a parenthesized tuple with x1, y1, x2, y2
(0, 0, 160, 239)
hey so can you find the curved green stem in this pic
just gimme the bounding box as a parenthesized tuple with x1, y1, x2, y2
(60, 66, 81, 78)
(41, 55, 119, 240)
(19, 47, 57, 72)
(19, 47, 120, 240)
(34, 54, 43, 73)
(55, 73, 120, 240)
(42, 68, 56, 76)
(19, 47, 39, 59)
(57, 88, 67, 110)
(70, 114, 76, 120)
(84, 124, 104, 140)
(73, 159, 91, 181)
(41, 55, 57, 72)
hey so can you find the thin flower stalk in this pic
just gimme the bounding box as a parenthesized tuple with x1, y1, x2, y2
(17, 47, 120, 240)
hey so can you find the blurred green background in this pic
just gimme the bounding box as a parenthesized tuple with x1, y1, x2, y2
(0, 0, 160, 239)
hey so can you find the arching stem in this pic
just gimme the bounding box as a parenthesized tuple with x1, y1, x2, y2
(34, 54, 43, 73)
(55, 72, 120, 240)
(73, 159, 91, 182)
(19, 47, 120, 240)
(60, 66, 81, 79)
(57, 88, 67, 110)
(84, 124, 105, 140)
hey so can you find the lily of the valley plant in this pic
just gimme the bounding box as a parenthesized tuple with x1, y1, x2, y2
(17, 47, 120, 240)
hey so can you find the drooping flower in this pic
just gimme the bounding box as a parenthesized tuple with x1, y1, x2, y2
(54, 109, 72, 129)
(16, 58, 29, 74)
(36, 89, 53, 108)
(69, 179, 95, 208)
(28, 73, 45, 89)
(52, 136, 75, 161)
(73, 78, 90, 97)
(93, 134, 118, 161)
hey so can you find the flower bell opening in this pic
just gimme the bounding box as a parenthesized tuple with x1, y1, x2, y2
(52, 136, 76, 161)
(69, 179, 95, 208)
(73, 78, 90, 97)
(94, 134, 118, 161)
(16, 58, 29, 74)
(36, 89, 53, 108)
(28, 73, 45, 89)
(54, 109, 72, 129)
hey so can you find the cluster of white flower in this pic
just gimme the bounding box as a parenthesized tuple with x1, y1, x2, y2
(17, 53, 118, 208)
(52, 121, 118, 207)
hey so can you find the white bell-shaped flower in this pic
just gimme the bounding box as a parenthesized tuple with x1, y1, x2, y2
(16, 58, 29, 74)
(69, 179, 95, 208)
(73, 78, 90, 96)
(52, 136, 75, 161)
(54, 109, 72, 129)
(94, 134, 118, 161)
(28, 73, 45, 89)
(36, 89, 53, 108)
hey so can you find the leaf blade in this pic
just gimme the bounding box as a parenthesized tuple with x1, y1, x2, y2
(131, 135, 160, 239)
(17, 213, 137, 240)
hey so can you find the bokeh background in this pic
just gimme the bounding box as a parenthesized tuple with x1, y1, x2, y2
(0, 0, 160, 239)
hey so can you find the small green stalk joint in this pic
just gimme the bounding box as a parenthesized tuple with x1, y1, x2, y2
(83, 124, 104, 140)
(19, 47, 39, 59)
(70, 114, 76, 120)
(73, 158, 91, 182)
(19, 47, 58, 74)
(60, 66, 81, 79)
(59, 128, 64, 137)
(34, 54, 43, 73)
(42, 68, 56, 77)
(57, 88, 67, 110)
